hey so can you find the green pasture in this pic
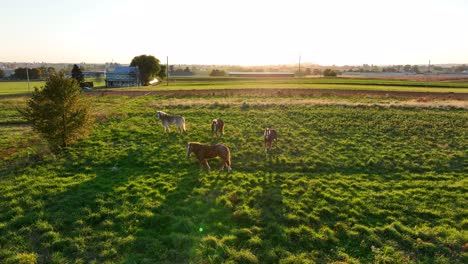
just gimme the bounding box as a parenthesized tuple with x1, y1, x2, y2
(115, 77, 468, 93)
(0, 94, 467, 263)
(0, 78, 105, 95)
(0, 81, 45, 95)
(2, 77, 468, 95)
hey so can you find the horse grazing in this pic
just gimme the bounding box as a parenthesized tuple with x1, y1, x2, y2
(264, 128, 278, 152)
(186, 142, 232, 172)
(157, 111, 186, 133)
(211, 118, 225, 137)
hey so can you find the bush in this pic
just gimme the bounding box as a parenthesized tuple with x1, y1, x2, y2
(210, 69, 226, 76)
(20, 74, 94, 151)
(323, 69, 337, 77)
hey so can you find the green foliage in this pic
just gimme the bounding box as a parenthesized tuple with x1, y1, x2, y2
(158, 64, 167, 80)
(0, 68, 4, 79)
(130, 54, 161, 85)
(15, 252, 38, 264)
(323, 68, 337, 77)
(71, 64, 84, 84)
(210, 69, 226, 76)
(13, 68, 41, 80)
(19, 74, 94, 151)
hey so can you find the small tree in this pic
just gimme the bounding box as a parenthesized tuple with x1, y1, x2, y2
(323, 69, 337, 77)
(158, 64, 167, 80)
(0, 69, 4, 79)
(20, 74, 94, 151)
(210, 69, 226, 76)
(47, 67, 56, 77)
(411, 65, 421, 74)
(130, 55, 161, 85)
(71, 64, 84, 84)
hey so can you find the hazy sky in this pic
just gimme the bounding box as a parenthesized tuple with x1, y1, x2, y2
(1, 0, 467, 65)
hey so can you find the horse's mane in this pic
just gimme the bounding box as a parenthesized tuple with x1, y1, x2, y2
(188, 142, 205, 150)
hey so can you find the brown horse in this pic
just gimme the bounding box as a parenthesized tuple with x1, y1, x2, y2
(211, 118, 225, 137)
(264, 128, 278, 152)
(186, 142, 232, 172)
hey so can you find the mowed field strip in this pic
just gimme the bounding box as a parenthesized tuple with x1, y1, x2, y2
(2, 77, 468, 96)
(0, 80, 467, 263)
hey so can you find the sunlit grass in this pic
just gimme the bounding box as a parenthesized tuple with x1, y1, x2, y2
(0, 78, 105, 95)
(0, 95, 466, 263)
(2, 77, 468, 95)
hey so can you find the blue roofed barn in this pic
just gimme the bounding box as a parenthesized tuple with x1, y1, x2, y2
(105, 66, 140, 87)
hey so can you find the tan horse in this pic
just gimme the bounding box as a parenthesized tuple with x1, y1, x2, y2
(186, 142, 232, 172)
(264, 128, 278, 152)
(211, 118, 225, 137)
(157, 111, 186, 133)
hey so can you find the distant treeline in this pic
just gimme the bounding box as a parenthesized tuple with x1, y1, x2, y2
(6, 67, 57, 80)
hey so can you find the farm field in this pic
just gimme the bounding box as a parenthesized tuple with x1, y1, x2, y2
(0, 81, 46, 95)
(0, 91, 467, 263)
(116, 77, 468, 94)
(2, 77, 468, 96)
(0, 78, 105, 95)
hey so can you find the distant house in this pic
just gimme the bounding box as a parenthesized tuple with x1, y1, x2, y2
(228, 72, 295, 77)
(105, 66, 140, 87)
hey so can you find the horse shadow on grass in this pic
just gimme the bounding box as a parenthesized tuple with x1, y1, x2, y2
(125, 166, 238, 264)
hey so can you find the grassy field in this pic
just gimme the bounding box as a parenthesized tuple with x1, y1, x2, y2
(0, 93, 466, 263)
(2, 77, 468, 95)
(0, 78, 105, 95)
(119, 77, 468, 93)
(0, 81, 46, 95)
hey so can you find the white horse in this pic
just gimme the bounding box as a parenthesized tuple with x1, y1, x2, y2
(157, 111, 186, 133)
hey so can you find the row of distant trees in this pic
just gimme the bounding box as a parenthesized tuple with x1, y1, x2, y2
(3, 66, 58, 80)
(169, 65, 192, 73)
(3, 62, 468, 81)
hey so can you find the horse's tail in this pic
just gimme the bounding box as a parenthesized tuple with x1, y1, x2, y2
(182, 117, 186, 132)
(211, 120, 216, 134)
(219, 119, 225, 135)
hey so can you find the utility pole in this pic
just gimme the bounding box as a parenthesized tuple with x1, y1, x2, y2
(298, 54, 301, 77)
(166, 56, 169, 86)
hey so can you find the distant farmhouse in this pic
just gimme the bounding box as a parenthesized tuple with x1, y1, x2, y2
(228, 72, 295, 77)
(105, 66, 140, 87)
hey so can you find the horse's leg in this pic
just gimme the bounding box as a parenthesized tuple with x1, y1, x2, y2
(225, 160, 232, 172)
(219, 160, 225, 172)
(201, 159, 211, 171)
